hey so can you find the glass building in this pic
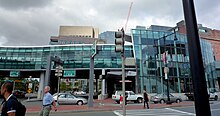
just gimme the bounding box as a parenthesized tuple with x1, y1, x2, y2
(0, 44, 135, 96)
(131, 26, 216, 94)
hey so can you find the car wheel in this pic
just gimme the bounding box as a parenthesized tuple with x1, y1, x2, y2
(215, 96, 218, 101)
(137, 98, 143, 103)
(160, 99, 165, 104)
(176, 99, 181, 103)
(77, 101, 83, 105)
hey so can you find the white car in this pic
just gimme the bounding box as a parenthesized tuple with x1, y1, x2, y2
(53, 93, 87, 105)
(209, 88, 219, 101)
(74, 91, 86, 95)
(112, 91, 143, 104)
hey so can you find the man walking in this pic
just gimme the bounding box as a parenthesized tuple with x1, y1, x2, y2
(143, 90, 149, 109)
(39, 86, 57, 116)
(1, 82, 19, 116)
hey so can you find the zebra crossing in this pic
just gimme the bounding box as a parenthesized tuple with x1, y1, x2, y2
(113, 108, 195, 116)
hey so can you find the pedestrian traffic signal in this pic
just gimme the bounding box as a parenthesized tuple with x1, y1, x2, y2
(115, 28, 125, 53)
(55, 65, 63, 77)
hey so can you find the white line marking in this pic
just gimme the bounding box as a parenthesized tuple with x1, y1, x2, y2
(211, 108, 220, 112)
(165, 108, 196, 116)
(113, 111, 123, 116)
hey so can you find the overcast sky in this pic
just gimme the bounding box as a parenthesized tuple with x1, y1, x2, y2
(0, 0, 219, 46)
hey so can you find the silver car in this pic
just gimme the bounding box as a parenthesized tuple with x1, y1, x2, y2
(53, 93, 88, 105)
(151, 93, 182, 104)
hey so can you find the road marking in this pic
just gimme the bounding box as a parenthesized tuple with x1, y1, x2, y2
(113, 111, 123, 116)
(211, 108, 220, 111)
(114, 108, 196, 116)
(165, 108, 195, 115)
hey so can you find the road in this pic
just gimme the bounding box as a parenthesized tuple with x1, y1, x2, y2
(26, 101, 220, 116)
(171, 100, 220, 116)
(27, 111, 117, 116)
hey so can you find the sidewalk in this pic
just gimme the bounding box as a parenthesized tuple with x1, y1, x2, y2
(26, 98, 194, 113)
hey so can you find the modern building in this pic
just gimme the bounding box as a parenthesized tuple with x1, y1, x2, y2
(175, 20, 220, 89)
(99, 31, 132, 44)
(0, 44, 135, 99)
(175, 20, 220, 61)
(59, 26, 99, 38)
(50, 26, 105, 45)
(131, 25, 216, 94)
(99, 31, 115, 44)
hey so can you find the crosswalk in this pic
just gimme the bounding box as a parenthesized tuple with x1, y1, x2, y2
(113, 108, 195, 116)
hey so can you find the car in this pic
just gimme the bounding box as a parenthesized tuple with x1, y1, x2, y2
(185, 88, 219, 101)
(13, 90, 26, 98)
(151, 93, 182, 104)
(112, 91, 143, 104)
(53, 93, 87, 105)
(73, 91, 86, 95)
(209, 88, 219, 100)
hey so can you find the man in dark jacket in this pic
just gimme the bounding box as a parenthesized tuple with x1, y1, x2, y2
(1, 82, 18, 116)
(143, 90, 149, 109)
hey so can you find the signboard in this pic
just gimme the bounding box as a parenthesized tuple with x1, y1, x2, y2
(10, 71, 20, 77)
(63, 70, 76, 77)
(91, 40, 97, 57)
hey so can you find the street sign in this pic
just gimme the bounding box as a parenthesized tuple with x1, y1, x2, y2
(27, 88, 32, 93)
(91, 40, 97, 57)
(64, 70, 76, 77)
(10, 71, 20, 77)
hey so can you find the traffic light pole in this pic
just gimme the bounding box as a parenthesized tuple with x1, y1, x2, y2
(88, 56, 94, 108)
(182, 0, 211, 115)
(122, 51, 126, 116)
(115, 28, 126, 116)
(88, 42, 97, 108)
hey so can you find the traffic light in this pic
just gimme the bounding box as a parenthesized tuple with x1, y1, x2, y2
(55, 65, 63, 77)
(115, 28, 125, 53)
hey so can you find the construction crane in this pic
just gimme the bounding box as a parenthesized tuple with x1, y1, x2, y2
(124, 2, 133, 32)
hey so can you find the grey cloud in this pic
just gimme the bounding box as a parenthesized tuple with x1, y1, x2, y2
(0, 0, 219, 46)
(0, 0, 53, 10)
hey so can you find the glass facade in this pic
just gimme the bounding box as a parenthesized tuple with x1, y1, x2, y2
(131, 28, 216, 93)
(0, 44, 134, 70)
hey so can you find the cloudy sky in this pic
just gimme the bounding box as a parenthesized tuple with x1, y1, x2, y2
(0, 0, 219, 46)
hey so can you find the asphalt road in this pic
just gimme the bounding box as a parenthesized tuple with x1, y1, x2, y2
(27, 111, 117, 116)
(172, 100, 220, 116)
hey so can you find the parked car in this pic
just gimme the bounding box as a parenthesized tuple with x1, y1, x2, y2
(112, 91, 143, 104)
(185, 88, 219, 101)
(13, 90, 26, 98)
(53, 93, 87, 105)
(151, 93, 182, 104)
(209, 88, 219, 100)
(73, 91, 86, 95)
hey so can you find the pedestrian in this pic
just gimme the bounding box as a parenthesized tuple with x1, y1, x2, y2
(143, 90, 149, 109)
(1, 82, 19, 116)
(119, 94, 123, 107)
(39, 86, 57, 116)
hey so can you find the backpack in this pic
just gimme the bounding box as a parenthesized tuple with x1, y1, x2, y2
(3, 96, 26, 116)
(15, 100, 26, 116)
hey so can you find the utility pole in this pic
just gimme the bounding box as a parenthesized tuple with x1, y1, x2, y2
(182, 0, 211, 115)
